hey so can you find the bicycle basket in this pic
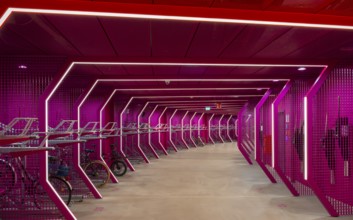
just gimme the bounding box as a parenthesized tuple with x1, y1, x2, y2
(56, 164, 70, 177)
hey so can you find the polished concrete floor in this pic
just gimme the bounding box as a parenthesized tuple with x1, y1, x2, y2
(71, 143, 349, 220)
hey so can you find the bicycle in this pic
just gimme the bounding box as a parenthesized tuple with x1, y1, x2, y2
(0, 155, 48, 209)
(194, 136, 205, 147)
(108, 144, 127, 177)
(81, 148, 110, 187)
(48, 155, 73, 206)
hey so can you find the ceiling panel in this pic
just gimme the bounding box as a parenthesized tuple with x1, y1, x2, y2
(4, 14, 80, 56)
(99, 17, 151, 56)
(152, 66, 180, 76)
(44, 15, 116, 56)
(253, 28, 331, 59)
(202, 66, 234, 76)
(134, 81, 160, 87)
(70, 65, 101, 77)
(286, 30, 353, 59)
(179, 66, 208, 75)
(96, 65, 128, 75)
(186, 23, 245, 58)
(0, 27, 44, 55)
(220, 25, 291, 58)
(151, 20, 198, 57)
(123, 65, 154, 76)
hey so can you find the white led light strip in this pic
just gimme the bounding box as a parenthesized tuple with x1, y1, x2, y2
(304, 97, 308, 180)
(271, 103, 275, 168)
(137, 102, 150, 156)
(158, 107, 168, 153)
(148, 105, 159, 151)
(208, 114, 215, 145)
(227, 115, 233, 142)
(169, 109, 178, 151)
(198, 113, 205, 146)
(254, 108, 257, 159)
(219, 115, 225, 143)
(3, 8, 353, 30)
(190, 112, 198, 147)
(181, 111, 190, 149)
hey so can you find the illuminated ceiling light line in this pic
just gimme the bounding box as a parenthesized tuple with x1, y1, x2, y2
(136, 95, 267, 98)
(100, 78, 287, 82)
(2, 8, 353, 30)
(157, 103, 246, 106)
(111, 87, 269, 91)
(75, 62, 326, 68)
(150, 100, 248, 103)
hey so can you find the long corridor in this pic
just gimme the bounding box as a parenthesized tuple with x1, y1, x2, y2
(71, 143, 345, 220)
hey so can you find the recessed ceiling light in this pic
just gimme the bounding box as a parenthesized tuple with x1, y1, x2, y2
(257, 88, 262, 91)
(298, 67, 306, 71)
(18, 65, 27, 69)
(273, 80, 279, 82)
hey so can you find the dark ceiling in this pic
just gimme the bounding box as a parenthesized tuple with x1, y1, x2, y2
(1, 0, 352, 115)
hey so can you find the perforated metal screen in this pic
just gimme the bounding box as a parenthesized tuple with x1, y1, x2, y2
(258, 91, 281, 182)
(276, 80, 314, 195)
(0, 56, 66, 219)
(311, 65, 353, 215)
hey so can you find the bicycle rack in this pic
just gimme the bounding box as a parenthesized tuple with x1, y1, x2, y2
(100, 122, 134, 173)
(78, 121, 117, 185)
(47, 120, 102, 202)
(210, 124, 221, 144)
(153, 123, 170, 154)
(168, 109, 180, 152)
(122, 123, 139, 162)
(0, 118, 65, 219)
(138, 123, 158, 159)
(156, 107, 170, 154)
(138, 104, 159, 159)
(120, 99, 150, 166)
(226, 115, 234, 142)
(181, 111, 191, 149)
(208, 114, 216, 145)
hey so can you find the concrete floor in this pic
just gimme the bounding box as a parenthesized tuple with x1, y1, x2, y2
(71, 143, 348, 220)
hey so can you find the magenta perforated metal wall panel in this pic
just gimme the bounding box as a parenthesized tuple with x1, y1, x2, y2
(276, 80, 314, 195)
(310, 64, 353, 216)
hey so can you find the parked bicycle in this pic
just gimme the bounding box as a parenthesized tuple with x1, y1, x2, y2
(108, 144, 127, 177)
(48, 154, 73, 206)
(194, 136, 205, 147)
(81, 148, 110, 187)
(0, 156, 48, 209)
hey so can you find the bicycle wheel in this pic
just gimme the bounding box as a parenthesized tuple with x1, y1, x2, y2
(0, 159, 17, 195)
(49, 176, 72, 206)
(110, 160, 127, 177)
(83, 161, 110, 187)
(33, 181, 49, 209)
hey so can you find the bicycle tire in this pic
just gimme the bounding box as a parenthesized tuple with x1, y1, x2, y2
(0, 159, 17, 195)
(110, 160, 127, 177)
(49, 176, 72, 206)
(83, 160, 110, 187)
(33, 181, 47, 209)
